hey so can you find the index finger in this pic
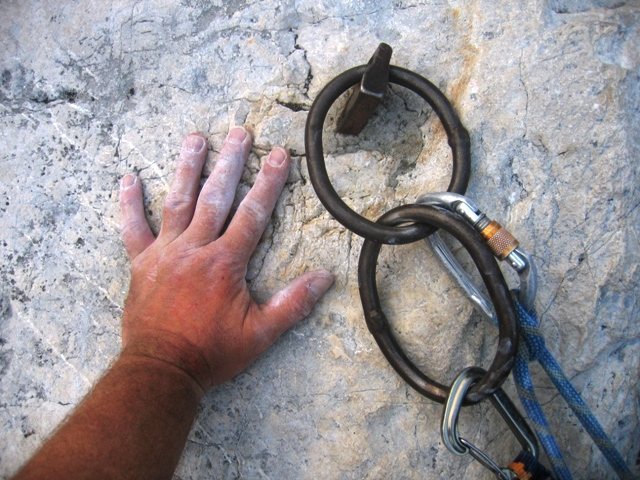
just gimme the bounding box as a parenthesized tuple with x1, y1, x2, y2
(219, 147, 290, 261)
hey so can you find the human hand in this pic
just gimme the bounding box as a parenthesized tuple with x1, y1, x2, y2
(118, 127, 334, 392)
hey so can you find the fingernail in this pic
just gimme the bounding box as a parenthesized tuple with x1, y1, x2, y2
(267, 147, 288, 168)
(227, 126, 248, 145)
(120, 174, 137, 190)
(308, 270, 335, 298)
(184, 134, 206, 153)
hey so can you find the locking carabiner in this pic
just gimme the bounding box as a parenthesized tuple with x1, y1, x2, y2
(441, 367, 551, 480)
(417, 192, 537, 317)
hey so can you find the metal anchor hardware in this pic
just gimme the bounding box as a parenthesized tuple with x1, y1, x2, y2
(336, 43, 392, 135)
(358, 204, 519, 405)
(305, 43, 556, 478)
(306, 44, 515, 404)
(441, 367, 541, 480)
(305, 43, 471, 244)
(417, 192, 537, 316)
(305, 42, 630, 480)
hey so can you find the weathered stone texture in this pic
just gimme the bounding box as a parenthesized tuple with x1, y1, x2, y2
(1, 1, 638, 478)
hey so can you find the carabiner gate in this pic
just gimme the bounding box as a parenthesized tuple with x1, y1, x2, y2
(417, 192, 537, 317)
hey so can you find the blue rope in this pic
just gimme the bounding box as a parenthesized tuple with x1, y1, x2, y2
(514, 348, 572, 479)
(513, 300, 634, 480)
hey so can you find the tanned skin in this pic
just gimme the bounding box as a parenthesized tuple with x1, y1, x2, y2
(13, 127, 334, 480)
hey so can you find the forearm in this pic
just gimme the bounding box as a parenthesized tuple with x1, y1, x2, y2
(13, 354, 202, 480)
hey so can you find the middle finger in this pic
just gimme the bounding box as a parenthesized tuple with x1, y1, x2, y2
(184, 126, 252, 246)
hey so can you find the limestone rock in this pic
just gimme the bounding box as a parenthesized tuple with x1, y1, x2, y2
(1, 1, 638, 478)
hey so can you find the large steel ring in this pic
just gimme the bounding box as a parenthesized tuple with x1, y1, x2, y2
(304, 64, 471, 245)
(358, 204, 519, 404)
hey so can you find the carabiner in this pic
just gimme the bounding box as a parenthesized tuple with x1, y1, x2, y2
(417, 192, 537, 316)
(441, 367, 541, 480)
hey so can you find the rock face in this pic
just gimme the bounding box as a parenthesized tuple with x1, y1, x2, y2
(1, 1, 638, 478)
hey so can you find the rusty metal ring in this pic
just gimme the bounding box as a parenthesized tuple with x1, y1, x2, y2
(304, 64, 471, 245)
(358, 204, 518, 404)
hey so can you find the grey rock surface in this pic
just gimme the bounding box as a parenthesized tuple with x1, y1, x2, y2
(1, 0, 639, 478)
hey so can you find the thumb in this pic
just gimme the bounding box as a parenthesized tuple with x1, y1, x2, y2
(251, 270, 334, 349)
